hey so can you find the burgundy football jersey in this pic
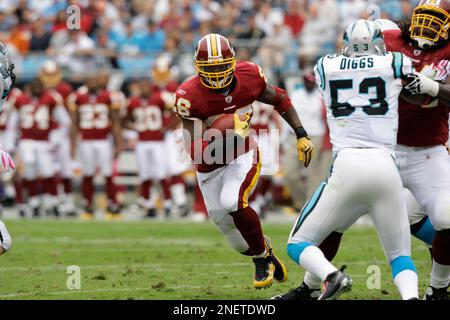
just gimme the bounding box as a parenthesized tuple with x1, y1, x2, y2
(69, 87, 122, 140)
(127, 92, 167, 141)
(384, 30, 450, 147)
(14, 89, 62, 140)
(174, 61, 266, 172)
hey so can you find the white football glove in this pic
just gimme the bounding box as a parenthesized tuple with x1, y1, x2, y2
(404, 72, 440, 97)
(0, 220, 11, 253)
(0, 144, 14, 171)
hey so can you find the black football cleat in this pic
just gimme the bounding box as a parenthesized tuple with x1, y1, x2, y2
(424, 286, 449, 300)
(264, 236, 287, 282)
(19, 209, 27, 218)
(32, 207, 40, 218)
(318, 265, 352, 300)
(270, 282, 321, 300)
(145, 208, 157, 218)
(253, 253, 275, 289)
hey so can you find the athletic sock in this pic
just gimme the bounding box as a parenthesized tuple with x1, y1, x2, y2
(304, 271, 322, 289)
(431, 229, 450, 288)
(394, 270, 419, 300)
(105, 176, 117, 205)
(302, 231, 344, 289)
(299, 246, 337, 281)
(231, 206, 266, 256)
(81, 176, 94, 207)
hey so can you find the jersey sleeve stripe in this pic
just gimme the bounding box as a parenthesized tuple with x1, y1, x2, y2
(317, 57, 326, 90)
(391, 52, 403, 79)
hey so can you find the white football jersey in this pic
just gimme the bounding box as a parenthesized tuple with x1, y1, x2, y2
(314, 52, 413, 156)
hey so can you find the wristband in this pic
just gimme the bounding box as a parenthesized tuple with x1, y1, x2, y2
(294, 126, 308, 139)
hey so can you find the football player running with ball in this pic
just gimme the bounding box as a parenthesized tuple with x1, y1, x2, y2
(0, 42, 16, 255)
(174, 33, 314, 289)
(275, 1, 450, 301)
(276, 20, 423, 300)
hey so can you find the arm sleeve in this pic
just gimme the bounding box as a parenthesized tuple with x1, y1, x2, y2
(401, 54, 415, 75)
(313, 57, 326, 93)
(391, 52, 412, 79)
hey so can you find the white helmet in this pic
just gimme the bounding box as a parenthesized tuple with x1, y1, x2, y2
(0, 42, 13, 81)
(342, 19, 386, 57)
(374, 19, 400, 32)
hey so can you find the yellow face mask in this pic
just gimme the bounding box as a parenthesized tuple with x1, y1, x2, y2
(195, 57, 236, 89)
(410, 4, 450, 46)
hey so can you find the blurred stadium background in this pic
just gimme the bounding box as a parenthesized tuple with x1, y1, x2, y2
(0, 0, 419, 222)
(0, 0, 438, 301)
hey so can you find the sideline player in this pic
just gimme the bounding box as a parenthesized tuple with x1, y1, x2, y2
(276, 20, 419, 300)
(275, 2, 450, 300)
(123, 80, 172, 218)
(69, 73, 124, 220)
(8, 79, 71, 217)
(174, 33, 314, 288)
(38, 61, 76, 217)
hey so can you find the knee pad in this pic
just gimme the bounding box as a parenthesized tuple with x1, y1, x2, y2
(287, 241, 313, 265)
(431, 197, 450, 230)
(390, 255, 417, 279)
(219, 191, 238, 213)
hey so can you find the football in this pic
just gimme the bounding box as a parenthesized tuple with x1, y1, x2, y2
(206, 113, 247, 137)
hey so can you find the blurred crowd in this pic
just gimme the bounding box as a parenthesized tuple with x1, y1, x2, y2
(0, 0, 418, 84)
(0, 0, 422, 220)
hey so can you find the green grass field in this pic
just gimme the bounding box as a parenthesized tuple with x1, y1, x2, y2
(0, 219, 431, 300)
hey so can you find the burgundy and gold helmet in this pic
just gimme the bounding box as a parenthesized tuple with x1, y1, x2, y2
(38, 60, 62, 89)
(410, 0, 450, 48)
(194, 33, 236, 89)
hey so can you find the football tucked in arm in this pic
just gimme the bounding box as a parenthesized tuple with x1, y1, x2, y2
(205, 113, 248, 140)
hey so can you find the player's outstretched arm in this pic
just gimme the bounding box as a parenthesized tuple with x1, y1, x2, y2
(257, 83, 315, 167)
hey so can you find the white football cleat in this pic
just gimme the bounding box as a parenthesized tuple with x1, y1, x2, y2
(0, 220, 12, 254)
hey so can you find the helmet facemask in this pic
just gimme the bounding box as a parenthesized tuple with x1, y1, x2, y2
(195, 57, 236, 89)
(410, 5, 450, 48)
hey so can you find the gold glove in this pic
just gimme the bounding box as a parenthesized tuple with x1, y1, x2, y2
(297, 137, 315, 168)
(233, 113, 251, 139)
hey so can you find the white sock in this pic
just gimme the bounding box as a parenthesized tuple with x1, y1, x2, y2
(394, 270, 418, 300)
(304, 271, 322, 289)
(254, 249, 267, 258)
(430, 260, 450, 289)
(163, 199, 172, 209)
(170, 184, 187, 206)
(299, 246, 337, 281)
(29, 196, 41, 209)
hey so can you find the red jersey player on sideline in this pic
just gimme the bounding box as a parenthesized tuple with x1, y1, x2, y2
(38, 60, 76, 217)
(8, 79, 71, 218)
(69, 73, 124, 220)
(151, 58, 191, 218)
(123, 80, 172, 218)
(273, 1, 450, 301)
(174, 33, 314, 289)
